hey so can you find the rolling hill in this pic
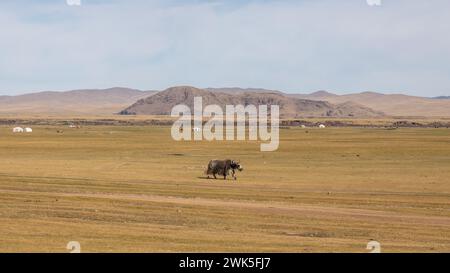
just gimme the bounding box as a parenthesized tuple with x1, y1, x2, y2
(0, 88, 156, 115)
(292, 91, 450, 117)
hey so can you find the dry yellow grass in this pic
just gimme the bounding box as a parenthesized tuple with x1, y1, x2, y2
(0, 124, 449, 252)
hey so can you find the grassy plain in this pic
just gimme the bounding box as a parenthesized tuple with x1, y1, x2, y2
(0, 124, 449, 252)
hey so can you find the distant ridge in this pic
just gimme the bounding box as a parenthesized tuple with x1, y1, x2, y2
(120, 86, 384, 118)
(433, 96, 450, 99)
(307, 90, 338, 98)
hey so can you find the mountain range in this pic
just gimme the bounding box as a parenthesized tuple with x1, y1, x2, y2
(0, 86, 449, 117)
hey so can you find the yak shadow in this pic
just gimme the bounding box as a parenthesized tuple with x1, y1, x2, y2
(197, 176, 210, 180)
(197, 176, 235, 181)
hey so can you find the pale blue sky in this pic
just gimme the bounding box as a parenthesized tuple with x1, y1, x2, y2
(0, 0, 449, 96)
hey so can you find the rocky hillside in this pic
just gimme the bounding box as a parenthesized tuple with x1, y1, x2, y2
(120, 86, 385, 118)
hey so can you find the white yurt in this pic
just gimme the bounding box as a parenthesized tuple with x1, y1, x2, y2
(13, 127, 24, 133)
(319, 124, 326, 128)
(25, 127, 33, 133)
(301, 125, 306, 128)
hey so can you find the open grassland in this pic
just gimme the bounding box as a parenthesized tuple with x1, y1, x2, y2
(0, 125, 449, 252)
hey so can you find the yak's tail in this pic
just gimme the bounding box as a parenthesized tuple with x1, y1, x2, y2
(204, 161, 212, 175)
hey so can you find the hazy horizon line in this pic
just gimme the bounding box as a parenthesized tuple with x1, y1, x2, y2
(0, 85, 447, 98)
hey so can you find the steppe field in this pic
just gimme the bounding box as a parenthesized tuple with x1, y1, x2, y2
(0, 123, 449, 252)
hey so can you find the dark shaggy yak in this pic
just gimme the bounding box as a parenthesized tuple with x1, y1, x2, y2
(205, 159, 243, 180)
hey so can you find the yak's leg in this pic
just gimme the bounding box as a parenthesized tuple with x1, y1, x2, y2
(213, 174, 217, 179)
(232, 170, 237, 180)
(223, 174, 227, 180)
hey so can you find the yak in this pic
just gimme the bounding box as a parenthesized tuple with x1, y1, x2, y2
(205, 159, 243, 180)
